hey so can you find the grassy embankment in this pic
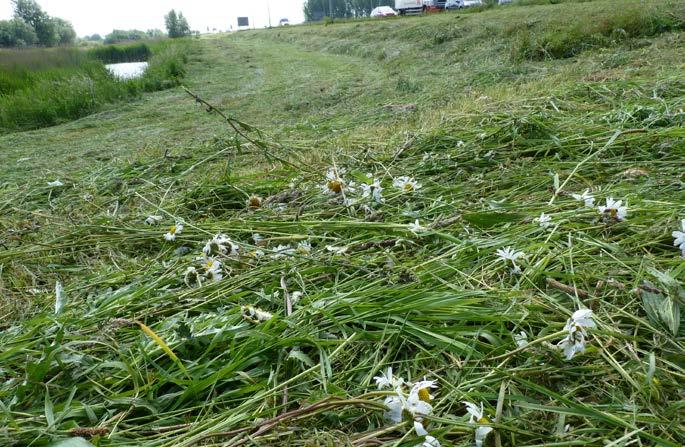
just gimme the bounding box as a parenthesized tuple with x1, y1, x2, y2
(0, 1, 684, 446)
(0, 40, 191, 133)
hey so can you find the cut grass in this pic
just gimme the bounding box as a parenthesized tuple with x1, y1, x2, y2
(0, 1, 684, 446)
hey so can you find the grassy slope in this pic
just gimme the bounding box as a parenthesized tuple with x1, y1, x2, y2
(1, 1, 684, 446)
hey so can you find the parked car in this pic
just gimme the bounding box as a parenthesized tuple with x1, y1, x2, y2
(370, 6, 398, 17)
(499, 0, 512, 4)
(395, 0, 424, 15)
(445, 0, 482, 8)
(279, 18, 290, 26)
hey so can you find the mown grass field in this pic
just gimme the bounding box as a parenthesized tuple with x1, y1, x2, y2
(1, 1, 684, 446)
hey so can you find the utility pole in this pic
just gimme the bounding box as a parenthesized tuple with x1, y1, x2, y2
(266, 0, 272, 28)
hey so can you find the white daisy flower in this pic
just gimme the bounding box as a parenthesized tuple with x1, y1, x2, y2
(513, 331, 528, 348)
(203, 233, 239, 257)
(383, 395, 404, 424)
(374, 367, 404, 390)
(204, 258, 223, 282)
(408, 219, 427, 235)
(457, 140, 465, 148)
(672, 219, 685, 255)
(464, 401, 493, 447)
(598, 197, 627, 221)
(557, 309, 596, 360)
(360, 178, 384, 203)
(326, 245, 348, 255)
(393, 176, 422, 193)
(534, 212, 552, 228)
(296, 240, 312, 254)
(495, 247, 525, 274)
(241, 305, 273, 322)
(571, 189, 595, 208)
(164, 223, 184, 241)
(405, 381, 436, 419)
(323, 167, 354, 195)
(145, 215, 163, 225)
(47, 180, 64, 187)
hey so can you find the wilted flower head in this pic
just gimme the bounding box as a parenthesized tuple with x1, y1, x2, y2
(383, 395, 404, 424)
(241, 305, 273, 322)
(204, 258, 223, 281)
(183, 266, 202, 288)
(360, 178, 384, 203)
(495, 247, 525, 274)
(513, 331, 528, 348)
(246, 195, 263, 209)
(145, 215, 163, 225)
(273, 244, 295, 258)
(464, 402, 493, 447)
(393, 176, 422, 193)
(326, 245, 348, 255)
(672, 219, 685, 258)
(557, 309, 596, 360)
(598, 197, 627, 221)
(203, 233, 239, 257)
(323, 167, 354, 195)
(47, 180, 64, 187)
(571, 189, 595, 208)
(164, 223, 184, 241)
(374, 367, 404, 390)
(534, 212, 552, 228)
(296, 240, 312, 254)
(408, 219, 427, 235)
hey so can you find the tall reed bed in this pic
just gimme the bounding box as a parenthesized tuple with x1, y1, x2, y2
(0, 40, 191, 133)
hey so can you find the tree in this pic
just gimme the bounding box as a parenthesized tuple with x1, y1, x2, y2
(0, 18, 37, 47)
(53, 18, 76, 46)
(10, 0, 76, 47)
(165, 9, 190, 38)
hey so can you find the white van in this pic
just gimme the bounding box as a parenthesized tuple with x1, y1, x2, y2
(395, 0, 424, 15)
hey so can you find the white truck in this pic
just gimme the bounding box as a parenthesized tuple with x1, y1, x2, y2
(395, 0, 424, 15)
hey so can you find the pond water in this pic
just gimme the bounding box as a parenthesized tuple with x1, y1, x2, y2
(105, 62, 148, 79)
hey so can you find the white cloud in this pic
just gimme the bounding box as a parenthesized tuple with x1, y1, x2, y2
(0, 0, 306, 36)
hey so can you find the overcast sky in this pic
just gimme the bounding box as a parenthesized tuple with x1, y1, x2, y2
(0, 0, 306, 36)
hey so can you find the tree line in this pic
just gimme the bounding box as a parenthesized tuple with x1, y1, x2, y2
(303, 0, 394, 21)
(0, 0, 76, 48)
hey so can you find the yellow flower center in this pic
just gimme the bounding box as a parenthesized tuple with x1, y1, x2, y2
(248, 196, 262, 208)
(327, 180, 342, 193)
(169, 225, 177, 234)
(418, 387, 431, 403)
(403, 183, 414, 192)
(609, 208, 618, 219)
(478, 416, 491, 424)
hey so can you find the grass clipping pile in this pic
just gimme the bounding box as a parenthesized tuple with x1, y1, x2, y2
(1, 81, 684, 447)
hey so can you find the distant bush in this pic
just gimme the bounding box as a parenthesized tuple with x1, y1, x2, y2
(104, 29, 148, 44)
(510, 4, 685, 60)
(88, 42, 152, 63)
